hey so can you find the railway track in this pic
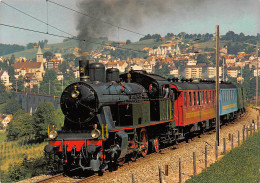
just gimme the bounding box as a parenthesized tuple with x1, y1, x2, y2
(33, 173, 64, 183)
(34, 112, 248, 183)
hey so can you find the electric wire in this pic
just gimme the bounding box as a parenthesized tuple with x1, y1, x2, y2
(1, 1, 74, 37)
(0, 23, 148, 54)
(0, 0, 151, 52)
(47, 0, 145, 37)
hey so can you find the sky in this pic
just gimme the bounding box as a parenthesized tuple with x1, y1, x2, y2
(0, 0, 259, 46)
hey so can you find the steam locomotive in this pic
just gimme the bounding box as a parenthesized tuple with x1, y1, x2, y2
(44, 60, 245, 173)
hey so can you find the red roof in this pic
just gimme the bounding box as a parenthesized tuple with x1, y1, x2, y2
(12, 62, 41, 69)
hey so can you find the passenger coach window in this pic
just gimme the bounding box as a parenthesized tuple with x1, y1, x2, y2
(209, 91, 211, 102)
(193, 92, 196, 105)
(213, 91, 215, 103)
(205, 91, 207, 104)
(184, 92, 186, 106)
(197, 92, 200, 105)
(202, 91, 204, 104)
(189, 92, 191, 106)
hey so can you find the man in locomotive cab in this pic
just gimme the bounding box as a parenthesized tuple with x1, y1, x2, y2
(163, 85, 169, 98)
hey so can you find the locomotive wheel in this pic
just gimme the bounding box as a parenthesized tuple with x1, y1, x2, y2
(152, 138, 160, 153)
(140, 128, 148, 157)
(130, 151, 138, 162)
(117, 158, 125, 166)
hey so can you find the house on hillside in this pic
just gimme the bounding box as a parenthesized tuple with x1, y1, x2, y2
(23, 73, 39, 88)
(0, 70, 11, 88)
(0, 114, 12, 131)
(105, 61, 128, 73)
(13, 62, 44, 81)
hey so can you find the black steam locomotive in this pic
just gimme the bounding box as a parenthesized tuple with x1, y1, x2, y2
(44, 59, 244, 173)
(45, 59, 175, 172)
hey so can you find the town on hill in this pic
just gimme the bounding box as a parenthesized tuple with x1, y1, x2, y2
(0, 31, 259, 130)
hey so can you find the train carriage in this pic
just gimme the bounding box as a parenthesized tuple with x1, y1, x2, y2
(219, 83, 238, 118)
(45, 60, 245, 174)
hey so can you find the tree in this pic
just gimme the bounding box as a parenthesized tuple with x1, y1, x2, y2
(16, 75, 24, 92)
(155, 63, 170, 78)
(2, 98, 21, 114)
(197, 54, 208, 64)
(33, 102, 57, 141)
(10, 54, 15, 65)
(7, 109, 34, 141)
(43, 69, 57, 82)
(126, 40, 131, 45)
(0, 81, 9, 104)
(63, 53, 76, 63)
(54, 108, 64, 130)
(43, 51, 54, 61)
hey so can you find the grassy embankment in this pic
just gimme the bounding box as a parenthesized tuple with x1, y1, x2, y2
(0, 133, 47, 172)
(186, 130, 260, 183)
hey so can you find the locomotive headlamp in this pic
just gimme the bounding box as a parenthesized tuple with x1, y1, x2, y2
(71, 85, 80, 98)
(49, 125, 58, 139)
(91, 124, 101, 139)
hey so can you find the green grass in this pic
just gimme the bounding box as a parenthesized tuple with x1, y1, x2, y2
(193, 40, 229, 50)
(3, 39, 79, 59)
(0, 139, 48, 172)
(122, 39, 163, 50)
(0, 132, 6, 143)
(186, 131, 260, 183)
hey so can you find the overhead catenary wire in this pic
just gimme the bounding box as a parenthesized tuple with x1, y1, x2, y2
(0, 23, 148, 54)
(0, 0, 161, 53)
(47, 0, 145, 37)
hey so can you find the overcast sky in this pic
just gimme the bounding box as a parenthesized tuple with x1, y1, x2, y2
(0, 0, 259, 45)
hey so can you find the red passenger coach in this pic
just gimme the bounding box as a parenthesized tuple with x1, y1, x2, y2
(171, 81, 216, 131)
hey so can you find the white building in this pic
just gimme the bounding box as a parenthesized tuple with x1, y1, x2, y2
(0, 70, 11, 88)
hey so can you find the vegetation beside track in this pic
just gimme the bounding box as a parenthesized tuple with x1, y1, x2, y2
(186, 131, 260, 183)
(0, 134, 58, 182)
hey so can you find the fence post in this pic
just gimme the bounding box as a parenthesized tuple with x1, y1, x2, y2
(231, 134, 233, 149)
(215, 141, 218, 161)
(223, 138, 226, 154)
(205, 145, 207, 168)
(165, 164, 168, 176)
(193, 152, 196, 175)
(250, 124, 252, 136)
(179, 158, 181, 183)
(254, 122, 256, 132)
(246, 127, 248, 138)
(132, 174, 135, 183)
(238, 131, 240, 146)
(242, 128, 245, 142)
(158, 166, 162, 183)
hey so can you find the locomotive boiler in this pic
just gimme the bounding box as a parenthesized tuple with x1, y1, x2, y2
(45, 59, 245, 173)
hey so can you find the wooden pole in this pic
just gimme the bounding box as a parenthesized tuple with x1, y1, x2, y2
(205, 145, 207, 168)
(215, 141, 218, 161)
(165, 165, 168, 176)
(242, 128, 245, 142)
(216, 25, 220, 146)
(158, 166, 162, 183)
(132, 174, 135, 183)
(193, 152, 196, 175)
(246, 127, 248, 138)
(238, 131, 240, 146)
(231, 134, 233, 149)
(179, 158, 181, 183)
(223, 138, 226, 154)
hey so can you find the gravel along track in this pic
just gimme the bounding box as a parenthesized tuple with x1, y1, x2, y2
(86, 107, 258, 183)
(18, 107, 258, 183)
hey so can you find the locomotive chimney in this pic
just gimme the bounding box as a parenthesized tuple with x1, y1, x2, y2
(79, 59, 90, 82)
